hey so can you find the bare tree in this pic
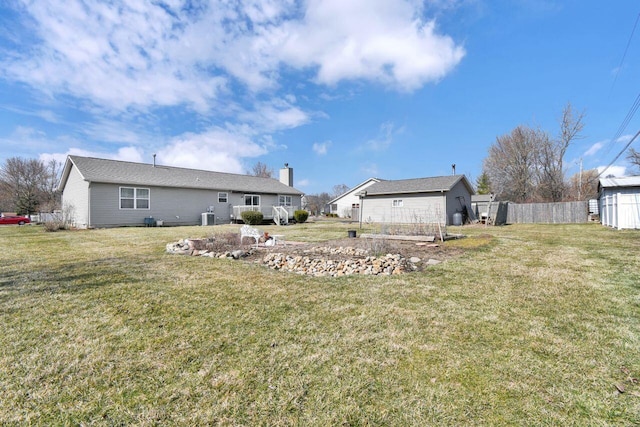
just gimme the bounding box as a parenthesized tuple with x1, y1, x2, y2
(537, 102, 585, 201)
(40, 159, 63, 211)
(483, 126, 540, 202)
(628, 147, 640, 172)
(0, 157, 50, 215)
(484, 103, 585, 203)
(566, 169, 599, 201)
(331, 184, 349, 199)
(248, 161, 273, 178)
(304, 192, 332, 216)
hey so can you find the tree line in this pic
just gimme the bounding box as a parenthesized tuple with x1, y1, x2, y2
(0, 157, 62, 215)
(480, 102, 603, 203)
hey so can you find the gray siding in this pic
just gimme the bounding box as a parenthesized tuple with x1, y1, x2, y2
(359, 180, 472, 225)
(89, 184, 226, 227)
(445, 181, 473, 224)
(361, 193, 446, 224)
(61, 166, 90, 228)
(82, 183, 302, 228)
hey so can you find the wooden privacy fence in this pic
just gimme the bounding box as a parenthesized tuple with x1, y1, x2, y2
(506, 201, 588, 224)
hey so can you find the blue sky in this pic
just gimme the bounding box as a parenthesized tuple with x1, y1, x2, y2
(1, 0, 639, 194)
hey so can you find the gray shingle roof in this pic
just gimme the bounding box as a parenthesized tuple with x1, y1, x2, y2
(363, 175, 472, 195)
(64, 156, 303, 195)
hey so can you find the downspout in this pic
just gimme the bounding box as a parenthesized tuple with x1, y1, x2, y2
(442, 189, 446, 226)
(87, 183, 92, 228)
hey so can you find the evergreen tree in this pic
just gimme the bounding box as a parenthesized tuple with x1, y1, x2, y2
(475, 171, 492, 195)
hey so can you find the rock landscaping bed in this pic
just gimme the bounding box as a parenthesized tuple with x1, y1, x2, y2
(165, 233, 464, 276)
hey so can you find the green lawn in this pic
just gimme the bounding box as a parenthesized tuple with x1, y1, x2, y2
(1, 222, 638, 425)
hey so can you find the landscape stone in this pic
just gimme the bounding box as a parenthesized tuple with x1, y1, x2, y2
(165, 238, 444, 276)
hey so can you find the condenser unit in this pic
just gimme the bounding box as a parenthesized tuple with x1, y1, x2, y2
(201, 212, 215, 226)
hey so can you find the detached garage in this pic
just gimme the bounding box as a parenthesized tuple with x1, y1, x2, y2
(599, 176, 640, 230)
(359, 175, 474, 226)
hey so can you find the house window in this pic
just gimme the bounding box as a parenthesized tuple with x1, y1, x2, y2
(244, 194, 260, 206)
(279, 195, 292, 206)
(218, 192, 228, 203)
(120, 187, 150, 209)
(392, 199, 403, 208)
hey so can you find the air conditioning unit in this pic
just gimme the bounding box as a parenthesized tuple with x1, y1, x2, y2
(201, 212, 215, 226)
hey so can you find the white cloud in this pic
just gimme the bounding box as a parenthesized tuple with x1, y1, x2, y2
(40, 124, 271, 174)
(240, 99, 311, 132)
(275, 0, 465, 91)
(360, 163, 379, 176)
(3, 0, 227, 113)
(82, 120, 146, 145)
(157, 127, 267, 173)
(312, 141, 331, 155)
(40, 146, 145, 166)
(3, 0, 464, 114)
(296, 178, 310, 187)
(0, 105, 60, 123)
(1, 0, 464, 169)
(362, 121, 405, 151)
(597, 165, 627, 178)
(584, 142, 603, 157)
(0, 126, 66, 156)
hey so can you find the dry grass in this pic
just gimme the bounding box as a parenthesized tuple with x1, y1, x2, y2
(0, 222, 639, 425)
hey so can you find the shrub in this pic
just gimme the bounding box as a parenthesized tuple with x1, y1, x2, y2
(294, 210, 309, 223)
(42, 211, 69, 232)
(241, 210, 263, 225)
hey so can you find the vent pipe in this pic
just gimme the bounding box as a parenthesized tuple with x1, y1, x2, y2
(451, 163, 456, 175)
(153, 154, 156, 167)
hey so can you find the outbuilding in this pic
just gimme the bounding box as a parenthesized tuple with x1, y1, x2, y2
(359, 175, 474, 226)
(599, 176, 640, 230)
(328, 178, 381, 218)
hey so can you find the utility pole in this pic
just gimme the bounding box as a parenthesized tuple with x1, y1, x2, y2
(578, 157, 583, 200)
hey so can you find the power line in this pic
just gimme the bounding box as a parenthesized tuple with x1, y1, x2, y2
(599, 12, 640, 160)
(611, 12, 640, 93)
(598, 79, 640, 171)
(594, 129, 640, 180)
(609, 93, 640, 150)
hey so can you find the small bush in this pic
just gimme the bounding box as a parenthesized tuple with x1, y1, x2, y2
(42, 211, 69, 232)
(43, 219, 66, 232)
(294, 210, 309, 224)
(204, 232, 241, 251)
(241, 210, 263, 225)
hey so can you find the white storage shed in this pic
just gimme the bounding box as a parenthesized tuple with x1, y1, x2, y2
(598, 176, 640, 230)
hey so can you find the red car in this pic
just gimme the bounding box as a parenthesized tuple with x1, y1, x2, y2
(0, 215, 31, 225)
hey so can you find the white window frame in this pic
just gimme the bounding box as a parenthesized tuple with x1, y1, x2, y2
(392, 199, 403, 208)
(120, 187, 150, 210)
(279, 195, 293, 207)
(244, 194, 260, 206)
(218, 192, 228, 203)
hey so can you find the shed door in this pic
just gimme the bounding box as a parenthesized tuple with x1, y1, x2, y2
(351, 203, 360, 220)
